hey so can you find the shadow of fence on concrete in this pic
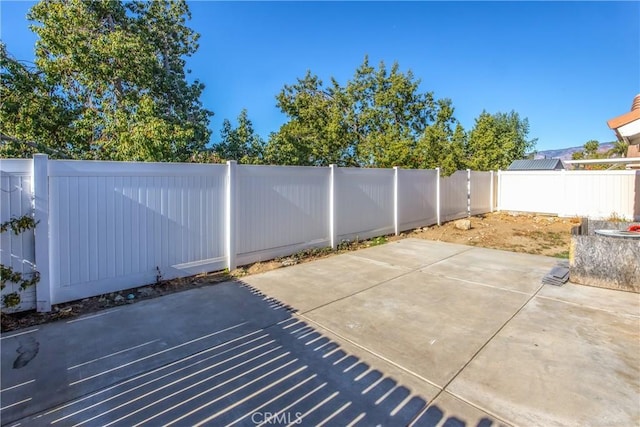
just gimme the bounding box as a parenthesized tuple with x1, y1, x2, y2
(6, 280, 498, 426)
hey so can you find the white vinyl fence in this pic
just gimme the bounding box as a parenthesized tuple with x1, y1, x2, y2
(0, 160, 36, 312)
(1, 156, 492, 312)
(396, 169, 439, 232)
(470, 171, 495, 216)
(497, 170, 640, 220)
(335, 167, 396, 241)
(236, 165, 330, 265)
(47, 161, 228, 305)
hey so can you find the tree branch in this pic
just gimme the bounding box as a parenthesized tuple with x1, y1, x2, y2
(0, 134, 70, 158)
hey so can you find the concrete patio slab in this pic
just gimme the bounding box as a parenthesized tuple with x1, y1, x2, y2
(350, 238, 471, 269)
(296, 318, 442, 403)
(413, 391, 510, 427)
(421, 246, 558, 294)
(1, 282, 290, 423)
(2, 239, 638, 426)
(538, 281, 640, 317)
(2, 282, 435, 426)
(303, 270, 531, 387)
(241, 253, 409, 313)
(448, 294, 640, 427)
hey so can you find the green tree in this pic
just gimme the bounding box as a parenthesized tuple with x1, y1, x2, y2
(265, 57, 436, 168)
(412, 99, 467, 176)
(583, 140, 601, 157)
(466, 110, 536, 170)
(0, 43, 76, 158)
(571, 150, 585, 161)
(265, 72, 353, 166)
(345, 58, 433, 168)
(572, 140, 610, 170)
(2, 0, 212, 161)
(607, 140, 628, 158)
(214, 109, 265, 164)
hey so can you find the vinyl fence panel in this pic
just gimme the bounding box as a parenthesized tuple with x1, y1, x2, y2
(498, 171, 563, 215)
(470, 171, 493, 215)
(396, 168, 438, 231)
(0, 159, 36, 311)
(561, 171, 638, 219)
(47, 161, 227, 304)
(498, 170, 639, 220)
(235, 165, 330, 265)
(335, 168, 395, 241)
(440, 170, 469, 222)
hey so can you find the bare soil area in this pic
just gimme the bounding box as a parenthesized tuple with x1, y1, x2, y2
(409, 212, 578, 258)
(1, 213, 575, 332)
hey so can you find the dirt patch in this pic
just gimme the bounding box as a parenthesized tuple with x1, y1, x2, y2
(2, 214, 573, 332)
(407, 212, 578, 258)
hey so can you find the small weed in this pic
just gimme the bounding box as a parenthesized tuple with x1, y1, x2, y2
(294, 247, 333, 259)
(553, 251, 570, 259)
(368, 236, 387, 247)
(337, 239, 354, 251)
(606, 212, 629, 222)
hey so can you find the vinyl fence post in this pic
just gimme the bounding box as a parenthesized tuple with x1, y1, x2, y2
(467, 168, 471, 217)
(226, 160, 237, 271)
(393, 166, 399, 236)
(436, 167, 441, 226)
(33, 154, 52, 312)
(496, 169, 502, 211)
(490, 170, 495, 212)
(329, 164, 337, 250)
(559, 168, 567, 217)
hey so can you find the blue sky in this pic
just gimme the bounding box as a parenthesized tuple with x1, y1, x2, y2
(1, 1, 639, 152)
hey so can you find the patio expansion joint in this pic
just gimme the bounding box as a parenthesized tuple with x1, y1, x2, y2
(347, 244, 476, 276)
(408, 391, 514, 427)
(412, 246, 476, 270)
(301, 246, 475, 316)
(438, 274, 535, 296)
(535, 294, 640, 319)
(408, 282, 548, 426)
(294, 312, 443, 392)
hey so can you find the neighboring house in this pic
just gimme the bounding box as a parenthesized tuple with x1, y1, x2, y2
(507, 158, 565, 171)
(607, 94, 640, 169)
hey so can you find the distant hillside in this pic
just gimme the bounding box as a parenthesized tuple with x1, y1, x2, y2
(534, 142, 615, 160)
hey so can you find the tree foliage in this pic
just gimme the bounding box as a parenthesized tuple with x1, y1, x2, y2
(214, 109, 265, 164)
(265, 71, 353, 166)
(607, 140, 628, 158)
(412, 99, 467, 175)
(1, 0, 212, 161)
(266, 58, 535, 173)
(466, 110, 536, 171)
(265, 57, 438, 168)
(1, 215, 40, 310)
(0, 43, 75, 158)
(571, 140, 611, 170)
